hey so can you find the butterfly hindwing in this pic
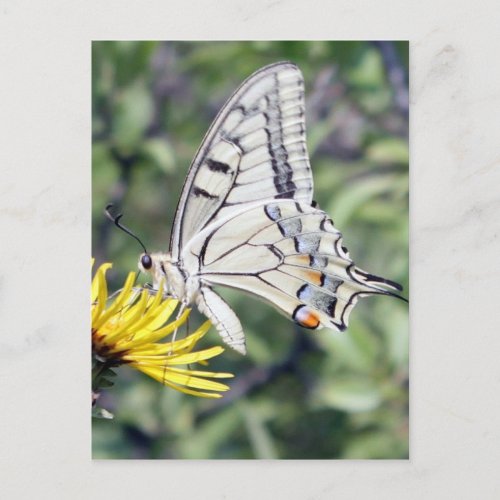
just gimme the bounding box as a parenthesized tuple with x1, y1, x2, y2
(169, 62, 313, 260)
(183, 200, 400, 349)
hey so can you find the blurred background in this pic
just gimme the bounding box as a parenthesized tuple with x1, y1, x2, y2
(92, 41, 409, 459)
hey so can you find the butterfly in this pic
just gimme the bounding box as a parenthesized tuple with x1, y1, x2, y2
(137, 61, 404, 355)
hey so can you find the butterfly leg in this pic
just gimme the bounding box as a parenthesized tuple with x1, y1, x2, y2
(196, 286, 246, 355)
(168, 301, 187, 355)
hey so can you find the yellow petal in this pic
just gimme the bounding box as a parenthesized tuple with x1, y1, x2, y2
(105, 289, 149, 343)
(135, 364, 231, 392)
(93, 271, 137, 330)
(128, 299, 182, 340)
(123, 307, 191, 348)
(144, 298, 179, 331)
(91, 263, 112, 324)
(159, 381, 224, 399)
(162, 346, 227, 365)
(165, 366, 234, 379)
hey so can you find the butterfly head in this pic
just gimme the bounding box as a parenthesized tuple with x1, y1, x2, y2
(139, 253, 153, 271)
(138, 251, 188, 301)
(138, 251, 170, 280)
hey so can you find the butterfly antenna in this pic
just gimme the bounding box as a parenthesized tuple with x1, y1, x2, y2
(105, 204, 149, 254)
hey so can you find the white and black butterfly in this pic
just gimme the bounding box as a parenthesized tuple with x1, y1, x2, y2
(137, 62, 404, 355)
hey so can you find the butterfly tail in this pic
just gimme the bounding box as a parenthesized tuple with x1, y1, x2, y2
(349, 266, 407, 302)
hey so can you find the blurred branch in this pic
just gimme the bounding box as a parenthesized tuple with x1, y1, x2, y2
(197, 330, 319, 421)
(147, 43, 177, 138)
(306, 65, 342, 123)
(372, 41, 409, 119)
(147, 42, 195, 138)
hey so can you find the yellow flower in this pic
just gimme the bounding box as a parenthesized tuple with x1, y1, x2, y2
(91, 262, 233, 399)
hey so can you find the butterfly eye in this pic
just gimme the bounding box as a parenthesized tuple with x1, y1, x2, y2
(141, 254, 153, 270)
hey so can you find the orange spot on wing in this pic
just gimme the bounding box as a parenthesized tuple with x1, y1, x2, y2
(294, 307, 321, 329)
(293, 268, 323, 285)
(287, 255, 310, 266)
(305, 269, 323, 285)
(296, 255, 310, 265)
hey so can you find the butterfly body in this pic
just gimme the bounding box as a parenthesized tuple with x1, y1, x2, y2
(142, 252, 191, 301)
(138, 62, 403, 355)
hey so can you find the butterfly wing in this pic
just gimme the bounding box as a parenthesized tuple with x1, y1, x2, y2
(169, 62, 313, 261)
(183, 200, 402, 352)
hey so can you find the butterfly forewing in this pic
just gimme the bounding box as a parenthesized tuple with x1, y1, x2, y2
(170, 62, 313, 261)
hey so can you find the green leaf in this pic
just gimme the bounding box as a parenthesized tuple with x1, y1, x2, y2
(366, 137, 409, 164)
(342, 430, 408, 459)
(240, 400, 278, 459)
(97, 377, 115, 389)
(112, 80, 153, 152)
(380, 304, 409, 368)
(141, 138, 176, 174)
(178, 406, 243, 459)
(328, 174, 399, 227)
(346, 47, 385, 88)
(318, 378, 382, 412)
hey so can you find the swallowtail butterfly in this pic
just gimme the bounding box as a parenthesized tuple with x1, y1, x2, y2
(138, 62, 404, 354)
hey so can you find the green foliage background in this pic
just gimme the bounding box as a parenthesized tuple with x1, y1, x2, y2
(92, 41, 409, 459)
